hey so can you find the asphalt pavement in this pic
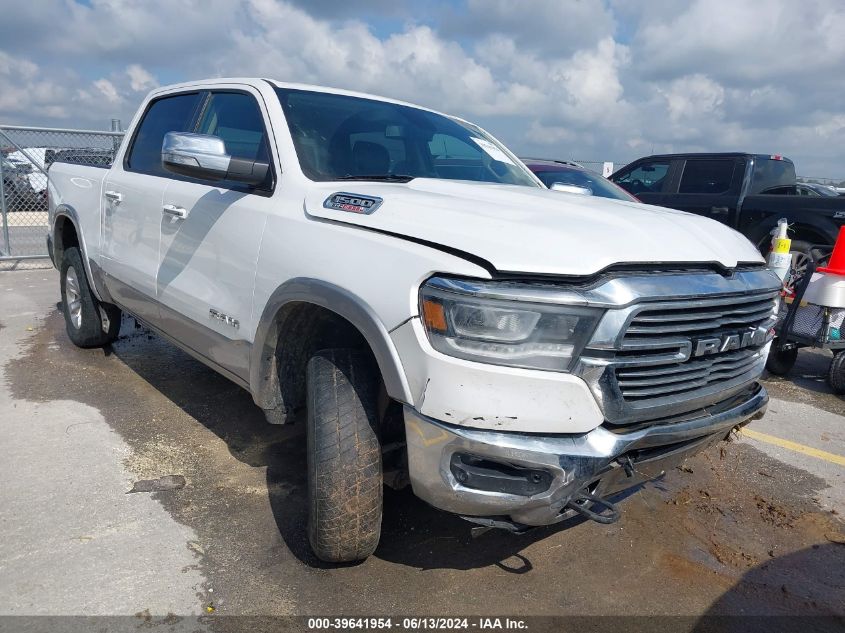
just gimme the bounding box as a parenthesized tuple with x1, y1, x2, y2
(1, 270, 843, 627)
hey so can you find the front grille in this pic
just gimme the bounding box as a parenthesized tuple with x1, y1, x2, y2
(615, 348, 761, 400)
(623, 292, 777, 341)
(582, 287, 779, 425)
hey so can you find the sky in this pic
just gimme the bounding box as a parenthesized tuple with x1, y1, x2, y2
(1, 0, 844, 179)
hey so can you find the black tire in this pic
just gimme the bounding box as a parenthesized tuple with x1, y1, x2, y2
(765, 341, 798, 376)
(60, 246, 121, 348)
(827, 352, 845, 394)
(306, 349, 382, 563)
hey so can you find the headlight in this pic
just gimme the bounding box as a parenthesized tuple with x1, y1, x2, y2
(420, 277, 603, 372)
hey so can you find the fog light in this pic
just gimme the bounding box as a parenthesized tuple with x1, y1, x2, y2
(450, 454, 552, 496)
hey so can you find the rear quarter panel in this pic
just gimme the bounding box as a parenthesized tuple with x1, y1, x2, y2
(48, 163, 108, 262)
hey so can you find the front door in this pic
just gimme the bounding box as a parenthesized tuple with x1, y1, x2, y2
(156, 89, 277, 383)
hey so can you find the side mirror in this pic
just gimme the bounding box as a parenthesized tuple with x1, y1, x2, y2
(551, 182, 593, 196)
(161, 132, 269, 187)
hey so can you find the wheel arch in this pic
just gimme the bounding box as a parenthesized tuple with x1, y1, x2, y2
(249, 278, 413, 422)
(52, 204, 107, 302)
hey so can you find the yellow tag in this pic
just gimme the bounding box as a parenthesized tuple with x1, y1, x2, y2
(772, 237, 791, 254)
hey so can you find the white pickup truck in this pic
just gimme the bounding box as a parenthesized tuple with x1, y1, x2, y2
(48, 78, 780, 562)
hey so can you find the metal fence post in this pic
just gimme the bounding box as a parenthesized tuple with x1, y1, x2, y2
(0, 153, 10, 257)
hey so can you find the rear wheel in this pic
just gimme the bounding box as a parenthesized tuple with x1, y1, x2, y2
(306, 348, 382, 563)
(60, 246, 121, 348)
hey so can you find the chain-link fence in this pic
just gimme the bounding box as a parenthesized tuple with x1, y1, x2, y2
(0, 124, 124, 270)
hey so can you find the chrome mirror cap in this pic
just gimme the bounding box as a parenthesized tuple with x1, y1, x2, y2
(161, 131, 270, 187)
(162, 131, 231, 180)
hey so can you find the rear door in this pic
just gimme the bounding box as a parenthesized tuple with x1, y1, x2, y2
(659, 158, 745, 226)
(156, 87, 277, 383)
(101, 91, 201, 322)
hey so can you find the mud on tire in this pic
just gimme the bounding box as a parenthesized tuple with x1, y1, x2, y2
(306, 348, 382, 563)
(60, 246, 121, 348)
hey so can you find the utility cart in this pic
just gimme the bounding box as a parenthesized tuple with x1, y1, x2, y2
(766, 244, 845, 393)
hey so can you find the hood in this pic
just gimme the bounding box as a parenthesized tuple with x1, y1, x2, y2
(304, 179, 764, 277)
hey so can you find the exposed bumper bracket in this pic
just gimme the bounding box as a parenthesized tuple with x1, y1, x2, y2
(404, 385, 768, 527)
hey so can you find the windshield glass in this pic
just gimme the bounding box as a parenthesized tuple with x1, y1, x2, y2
(275, 87, 539, 187)
(532, 167, 638, 201)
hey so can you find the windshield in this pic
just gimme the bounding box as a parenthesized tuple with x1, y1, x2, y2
(275, 88, 539, 187)
(532, 167, 638, 201)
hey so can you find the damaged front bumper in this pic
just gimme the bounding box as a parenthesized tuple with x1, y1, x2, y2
(404, 385, 768, 528)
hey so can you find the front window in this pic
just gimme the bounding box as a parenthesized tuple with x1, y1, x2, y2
(275, 88, 538, 187)
(614, 161, 670, 195)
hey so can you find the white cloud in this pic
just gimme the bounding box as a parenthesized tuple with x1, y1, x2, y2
(451, 0, 616, 57)
(93, 78, 121, 104)
(126, 64, 157, 92)
(0, 0, 844, 178)
(659, 74, 725, 124)
(634, 0, 845, 83)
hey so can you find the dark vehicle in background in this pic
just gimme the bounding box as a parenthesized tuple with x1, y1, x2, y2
(523, 158, 638, 202)
(610, 153, 845, 263)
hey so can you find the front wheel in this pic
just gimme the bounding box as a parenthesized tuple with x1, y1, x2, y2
(306, 349, 382, 563)
(60, 246, 121, 348)
(766, 340, 798, 376)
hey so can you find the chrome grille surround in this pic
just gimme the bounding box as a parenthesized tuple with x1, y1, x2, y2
(422, 268, 781, 426)
(573, 269, 781, 425)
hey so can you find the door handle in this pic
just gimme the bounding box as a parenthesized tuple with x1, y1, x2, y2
(710, 206, 729, 216)
(162, 204, 188, 219)
(104, 190, 122, 203)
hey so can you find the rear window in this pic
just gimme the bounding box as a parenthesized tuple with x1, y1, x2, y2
(749, 157, 796, 194)
(679, 159, 736, 194)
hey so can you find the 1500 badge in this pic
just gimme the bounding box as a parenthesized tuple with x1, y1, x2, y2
(323, 192, 383, 215)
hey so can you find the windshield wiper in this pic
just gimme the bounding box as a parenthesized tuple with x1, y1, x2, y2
(334, 174, 415, 183)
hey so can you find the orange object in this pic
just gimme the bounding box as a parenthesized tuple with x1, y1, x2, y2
(817, 226, 845, 275)
(422, 299, 448, 333)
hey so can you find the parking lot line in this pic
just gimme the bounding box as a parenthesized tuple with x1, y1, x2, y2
(743, 428, 845, 467)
